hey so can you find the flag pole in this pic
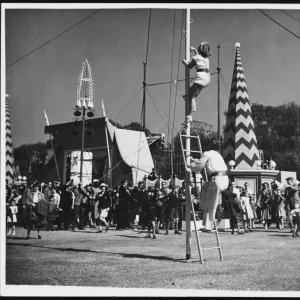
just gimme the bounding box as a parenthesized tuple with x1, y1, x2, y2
(44, 110, 61, 182)
(102, 100, 112, 187)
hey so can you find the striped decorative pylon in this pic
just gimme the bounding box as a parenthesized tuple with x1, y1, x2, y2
(223, 43, 260, 169)
(6, 94, 15, 183)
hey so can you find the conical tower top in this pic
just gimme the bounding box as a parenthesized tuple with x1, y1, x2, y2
(223, 43, 260, 169)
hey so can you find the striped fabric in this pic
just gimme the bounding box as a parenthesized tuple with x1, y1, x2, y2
(6, 95, 15, 183)
(223, 44, 260, 169)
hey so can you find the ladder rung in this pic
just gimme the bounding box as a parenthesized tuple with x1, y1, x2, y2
(201, 247, 221, 251)
(181, 135, 199, 138)
(182, 149, 202, 153)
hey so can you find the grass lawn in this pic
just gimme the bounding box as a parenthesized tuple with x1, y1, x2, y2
(4, 221, 300, 296)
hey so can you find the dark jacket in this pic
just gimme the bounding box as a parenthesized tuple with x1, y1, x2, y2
(227, 198, 243, 219)
(166, 192, 180, 209)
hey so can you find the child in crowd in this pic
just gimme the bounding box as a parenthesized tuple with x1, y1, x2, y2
(7, 199, 18, 236)
(227, 193, 244, 235)
(291, 203, 300, 237)
(182, 42, 211, 113)
(240, 191, 254, 232)
(274, 187, 286, 230)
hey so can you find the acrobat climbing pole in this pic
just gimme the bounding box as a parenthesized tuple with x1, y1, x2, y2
(183, 9, 223, 263)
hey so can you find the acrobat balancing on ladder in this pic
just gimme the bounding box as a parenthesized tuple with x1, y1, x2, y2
(182, 41, 229, 232)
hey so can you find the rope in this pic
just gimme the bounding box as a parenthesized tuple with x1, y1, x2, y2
(167, 10, 176, 142)
(6, 10, 102, 69)
(257, 9, 300, 40)
(280, 10, 300, 24)
(113, 87, 143, 120)
(171, 9, 185, 141)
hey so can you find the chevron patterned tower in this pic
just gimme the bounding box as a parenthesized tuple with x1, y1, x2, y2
(223, 43, 260, 170)
(6, 94, 15, 183)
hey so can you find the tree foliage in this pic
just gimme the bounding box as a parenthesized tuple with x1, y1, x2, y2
(251, 101, 300, 178)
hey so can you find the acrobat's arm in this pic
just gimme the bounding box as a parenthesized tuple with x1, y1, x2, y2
(188, 154, 208, 174)
(182, 58, 196, 70)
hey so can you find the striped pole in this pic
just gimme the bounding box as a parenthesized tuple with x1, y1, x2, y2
(6, 94, 15, 183)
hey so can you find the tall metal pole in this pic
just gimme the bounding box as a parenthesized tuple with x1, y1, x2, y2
(217, 44, 221, 153)
(44, 110, 61, 182)
(80, 105, 86, 182)
(142, 61, 147, 132)
(105, 119, 112, 187)
(185, 9, 192, 260)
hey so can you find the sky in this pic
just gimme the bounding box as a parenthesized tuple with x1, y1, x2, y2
(3, 5, 300, 148)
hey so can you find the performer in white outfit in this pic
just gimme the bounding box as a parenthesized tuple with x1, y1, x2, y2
(182, 42, 211, 113)
(188, 150, 229, 231)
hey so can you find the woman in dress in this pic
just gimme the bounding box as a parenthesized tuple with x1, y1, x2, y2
(240, 191, 254, 232)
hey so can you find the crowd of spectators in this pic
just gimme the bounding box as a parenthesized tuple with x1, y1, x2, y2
(6, 175, 300, 239)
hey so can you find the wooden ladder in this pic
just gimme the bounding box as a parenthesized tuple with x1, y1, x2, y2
(179, 132, 223, 263)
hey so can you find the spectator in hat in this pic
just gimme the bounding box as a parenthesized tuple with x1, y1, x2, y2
(285, 177, 298, 232)
(47, 194, 57, 231)
(291, 183, 300, 209)
(117, 180, 131, 230)
(143, 186, 157, 239)
(43, 182, 54, 202)
(69, 184, 84, 230)
(165, 185, 182, 235)
(148, 168, 158, 181)
(24, 182, 47, 240)
(272, 185, 286, 230)
(291, 203, 300, 237)
(132, 181, 148, 230)
(59, 184, 74, 230)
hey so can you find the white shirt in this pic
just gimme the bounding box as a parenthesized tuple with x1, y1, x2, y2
(190, 150, 227, 176)
(32, 193, 39, 203)
(53, 192, 60, 208)
(192, 54, 210, 87)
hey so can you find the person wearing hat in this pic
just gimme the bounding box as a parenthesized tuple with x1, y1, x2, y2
(272, 184, 286, 230)
(117, 180, 131, 230)
(182, 41, 211, 113)
(284, 177, 298, 232)
(94, 183, 111, 232)
(257, 182, 273, 229)
(24, 182, 47, 240)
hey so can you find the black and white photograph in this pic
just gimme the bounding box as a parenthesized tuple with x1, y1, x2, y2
(1, 3, 300, 297)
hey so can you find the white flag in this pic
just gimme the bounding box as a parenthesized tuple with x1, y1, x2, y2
(44, 110, 50, 126)
(102, 99, 106, 117)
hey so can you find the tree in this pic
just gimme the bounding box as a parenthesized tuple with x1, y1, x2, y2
(14, 142, 47, 178)
(251, 101, 300, 178)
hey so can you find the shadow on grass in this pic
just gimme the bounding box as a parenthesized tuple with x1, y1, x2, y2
(6, 242, 197, 263)
(269, 234, 293, 238)
(115, 235, 146, 239)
